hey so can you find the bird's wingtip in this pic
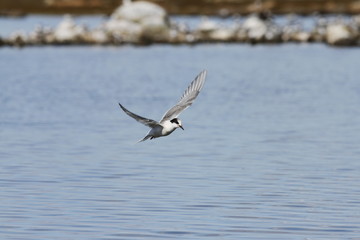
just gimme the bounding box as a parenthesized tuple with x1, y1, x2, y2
(199, 70, 207, 79)
(138, 135, 151, 143)
(118, 103, 125, 110)
(118, 103, 128, 113)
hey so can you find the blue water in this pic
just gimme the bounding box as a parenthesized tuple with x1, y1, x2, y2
(0, 15, 106, 36)
(1, 44, 360, 240)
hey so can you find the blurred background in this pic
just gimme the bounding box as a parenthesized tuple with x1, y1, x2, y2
(1, 0, 360, 46)
(1, 0, 360, 15)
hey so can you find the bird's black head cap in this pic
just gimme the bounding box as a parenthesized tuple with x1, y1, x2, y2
(170, 118, 179, 124)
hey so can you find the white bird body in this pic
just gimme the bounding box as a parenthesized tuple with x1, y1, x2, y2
(119, 70, 207, 142)
(141, 120, 178, 141)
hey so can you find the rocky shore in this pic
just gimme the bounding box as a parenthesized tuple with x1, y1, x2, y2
(1, 1, 360, 47)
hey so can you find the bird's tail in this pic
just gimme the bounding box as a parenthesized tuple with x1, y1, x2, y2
(138, 135, 152, 143)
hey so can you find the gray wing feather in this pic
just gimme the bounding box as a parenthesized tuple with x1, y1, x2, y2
(118, 103, 160, 128)
(160, 70, 207, 123)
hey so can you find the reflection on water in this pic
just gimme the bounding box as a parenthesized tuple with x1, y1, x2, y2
(1, 44, 360, 239)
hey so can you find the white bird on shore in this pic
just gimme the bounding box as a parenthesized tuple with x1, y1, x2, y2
(119, 70, 207, 142)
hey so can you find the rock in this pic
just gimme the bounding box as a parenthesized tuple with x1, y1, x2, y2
(86, 28, 109, 44)
(292, 31, 311, 42)
(242, 15, 268, 41)
(209, 28, 235, 41)
(282, 25, 310, 43)
(54, 15, 87, 43)
(140, 15, 169, 41)
(197, 17, 219, 33)
(105, 19, 142, 43)
(196, 18, 235, 41)
(326, 23, 356, 46)
(106, 0, 170, 42)
(111, 0, 166, 23)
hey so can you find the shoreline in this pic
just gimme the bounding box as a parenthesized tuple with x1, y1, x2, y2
(1, 1, 359, 47)
(2, 14, 359, 48)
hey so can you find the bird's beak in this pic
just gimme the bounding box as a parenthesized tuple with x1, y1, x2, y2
(179, 125, 184, 130)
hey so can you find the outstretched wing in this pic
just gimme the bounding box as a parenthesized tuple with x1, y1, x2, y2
(118, 103, 160, 128)
(160, 70, 207, 123)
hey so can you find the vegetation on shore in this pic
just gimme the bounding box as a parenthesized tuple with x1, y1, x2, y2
(1, 0, 360, 16)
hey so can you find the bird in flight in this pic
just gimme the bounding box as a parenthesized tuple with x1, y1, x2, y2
(118, 70, 207, 142)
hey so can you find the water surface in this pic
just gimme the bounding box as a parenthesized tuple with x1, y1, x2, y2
(1, 44, 360, 239)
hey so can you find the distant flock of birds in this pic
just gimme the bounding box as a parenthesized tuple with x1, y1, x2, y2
(2, 0, 360, 47)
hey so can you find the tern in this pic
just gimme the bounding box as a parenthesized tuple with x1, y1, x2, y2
(118, 70, 207, 142)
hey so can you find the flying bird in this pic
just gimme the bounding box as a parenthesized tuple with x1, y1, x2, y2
(118, 70, 207, 142)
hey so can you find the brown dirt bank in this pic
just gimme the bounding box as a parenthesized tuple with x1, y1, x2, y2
(1, 0, 360, 16)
